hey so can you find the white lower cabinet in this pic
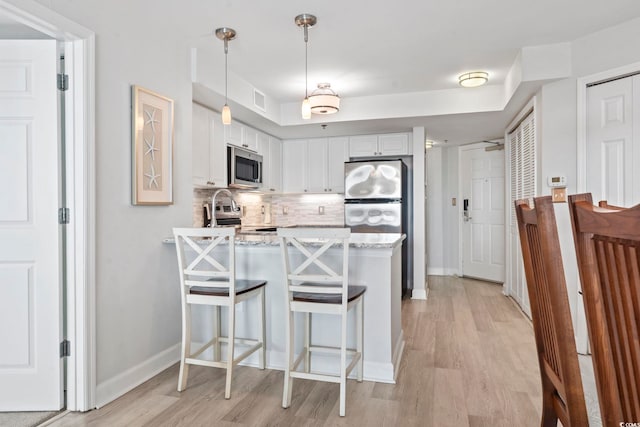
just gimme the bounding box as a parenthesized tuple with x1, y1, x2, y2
(192, 103, 226, 188)
(282, 137, 348, 193)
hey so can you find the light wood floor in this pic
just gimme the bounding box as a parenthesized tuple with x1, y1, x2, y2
(49, 276, 544, 427)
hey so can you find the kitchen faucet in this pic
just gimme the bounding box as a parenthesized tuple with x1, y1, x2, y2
(211, 188, 239, 227)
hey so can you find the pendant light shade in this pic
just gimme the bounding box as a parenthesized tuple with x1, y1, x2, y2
(301, 97, 311, 120)
(295, 14, 316, 120)
(215, 27, 236, 125)
(309, 83, 340, 114)
(221, 104, 231, 125)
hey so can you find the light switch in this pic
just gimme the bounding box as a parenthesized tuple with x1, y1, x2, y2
(452, 198, 456, 206)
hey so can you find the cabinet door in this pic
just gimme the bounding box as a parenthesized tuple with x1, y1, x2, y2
(192, 103, 211, 186)
(267, 137, 282, 192)
(349, 135, 378, 157)
(307, 138, 328, 192)
(327, 137, 348, 193)
(242, 126, 259, 152)
(224, 121, 244, 148)
(282, 140, 308, 193)
(379, 133, 409, 155)
(209, 110, 227, 187)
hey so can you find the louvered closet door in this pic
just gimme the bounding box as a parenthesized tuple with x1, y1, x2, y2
(507, 112, 536, 317)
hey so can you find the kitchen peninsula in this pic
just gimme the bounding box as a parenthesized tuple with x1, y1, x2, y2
(165, 231, 405, 383)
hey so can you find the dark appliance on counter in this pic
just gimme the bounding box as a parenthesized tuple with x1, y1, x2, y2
(344, 159, 413, 297)
(202, 197, 241, 228)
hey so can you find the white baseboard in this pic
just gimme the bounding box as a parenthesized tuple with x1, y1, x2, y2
(392, 331, 405, 382)
(411, 288, 428, 300)
(95, 343, 180, 408)
(427, 267, 446, 275)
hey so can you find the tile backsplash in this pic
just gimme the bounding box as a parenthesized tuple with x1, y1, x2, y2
(193, 189, 345, 228)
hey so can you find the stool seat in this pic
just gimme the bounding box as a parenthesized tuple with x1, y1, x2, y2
(293, 284, 366, 304)
(190, 279, 267, 297)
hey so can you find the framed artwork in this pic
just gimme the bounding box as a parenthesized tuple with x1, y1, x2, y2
(131, 85, 174, 205)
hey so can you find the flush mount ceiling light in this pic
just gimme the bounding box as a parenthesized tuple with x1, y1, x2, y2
(309, 83, 340, 114)
(215, 27, 236, 125)
(295, 13, 316, 120)
(458, 71, 489, 88)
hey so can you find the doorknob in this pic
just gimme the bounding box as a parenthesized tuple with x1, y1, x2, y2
(463, 198, 472, 221)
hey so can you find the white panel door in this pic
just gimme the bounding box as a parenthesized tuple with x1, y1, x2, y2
(587, 75, 639, 205)
(461, 146, 505, 282)
(0, 40, 61, 410)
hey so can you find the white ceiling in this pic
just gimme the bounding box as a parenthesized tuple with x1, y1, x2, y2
(186, 0, 640, 143)
(3, 1, 640, 144)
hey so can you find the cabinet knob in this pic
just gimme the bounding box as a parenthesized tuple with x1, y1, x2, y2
(328, 188, 332, 192)
(304, 189, 308, 192)
(270, 188, 275, 192)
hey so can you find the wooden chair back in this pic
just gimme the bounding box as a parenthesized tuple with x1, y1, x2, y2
(568, 193, 640, 426)
(515, 196, 588, 427)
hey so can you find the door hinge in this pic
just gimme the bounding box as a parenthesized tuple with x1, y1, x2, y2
(60, 340, 71, 357)
(57, 73, 69, 91)
(58, 207, 70, 224)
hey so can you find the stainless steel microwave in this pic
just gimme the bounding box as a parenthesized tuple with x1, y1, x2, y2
(227, 145, 262, 189)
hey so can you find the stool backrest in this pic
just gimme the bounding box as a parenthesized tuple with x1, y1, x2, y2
(515, 196, 587, 426)
(277, 227, 350, 304)
(568, 193, 640, 426)
(173, 227, 236, 295)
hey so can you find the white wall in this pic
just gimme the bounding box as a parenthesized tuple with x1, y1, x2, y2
(425, 147, 444, 274)
(34, 0, 193, 405)
(534, 16, 640, 351)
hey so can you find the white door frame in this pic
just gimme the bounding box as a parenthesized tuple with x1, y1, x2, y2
(457, 141, 498, 277)
(0, 0, 96, 411)
(575, 61, 640, 354)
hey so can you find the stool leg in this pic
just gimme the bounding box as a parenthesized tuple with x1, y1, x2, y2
(213, 305, 221, 362)
(225, 303, 236, 399)
(258, 287, 266, 370)
(339, 307, 348, 417)
(304, 312, 311, 373)
(357, 296, 364, 382)
(283, 309, 294, 408)
(178, 302, 191, 392)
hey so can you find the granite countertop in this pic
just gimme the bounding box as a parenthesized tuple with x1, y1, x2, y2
(163, 230, 405, 249)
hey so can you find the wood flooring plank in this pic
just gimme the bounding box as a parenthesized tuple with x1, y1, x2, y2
(46, 276, 559, 427)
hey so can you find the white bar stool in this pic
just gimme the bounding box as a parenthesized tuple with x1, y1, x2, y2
(277, 227, 366, 417)
(173, 227, 266, 399)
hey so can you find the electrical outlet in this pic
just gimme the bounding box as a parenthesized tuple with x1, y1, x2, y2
(452, 198, 456, 206)
(282, 206, 288, 215)
(318, 206, 325, 215)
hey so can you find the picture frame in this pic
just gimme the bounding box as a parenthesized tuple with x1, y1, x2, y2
(131, 85, 174, 205)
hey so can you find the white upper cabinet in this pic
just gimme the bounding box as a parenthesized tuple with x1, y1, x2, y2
(192, 103, 226, 188)
(282, 140, 308, 193)
(378, 133, 409, 156)
(327, 137, 348, 193)
(281, 137, 348, 193)
(261, 135, 282, 193)
(349, 133, 409, 157)
(224, 120, 259, 152)
(306, 139, 328, 193)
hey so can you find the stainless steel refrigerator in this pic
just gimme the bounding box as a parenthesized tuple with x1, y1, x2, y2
(344, 159, 413, 297)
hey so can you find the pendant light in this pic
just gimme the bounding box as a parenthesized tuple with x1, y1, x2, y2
(295, 14, 316, 120)
(215, 27, 236, 125)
